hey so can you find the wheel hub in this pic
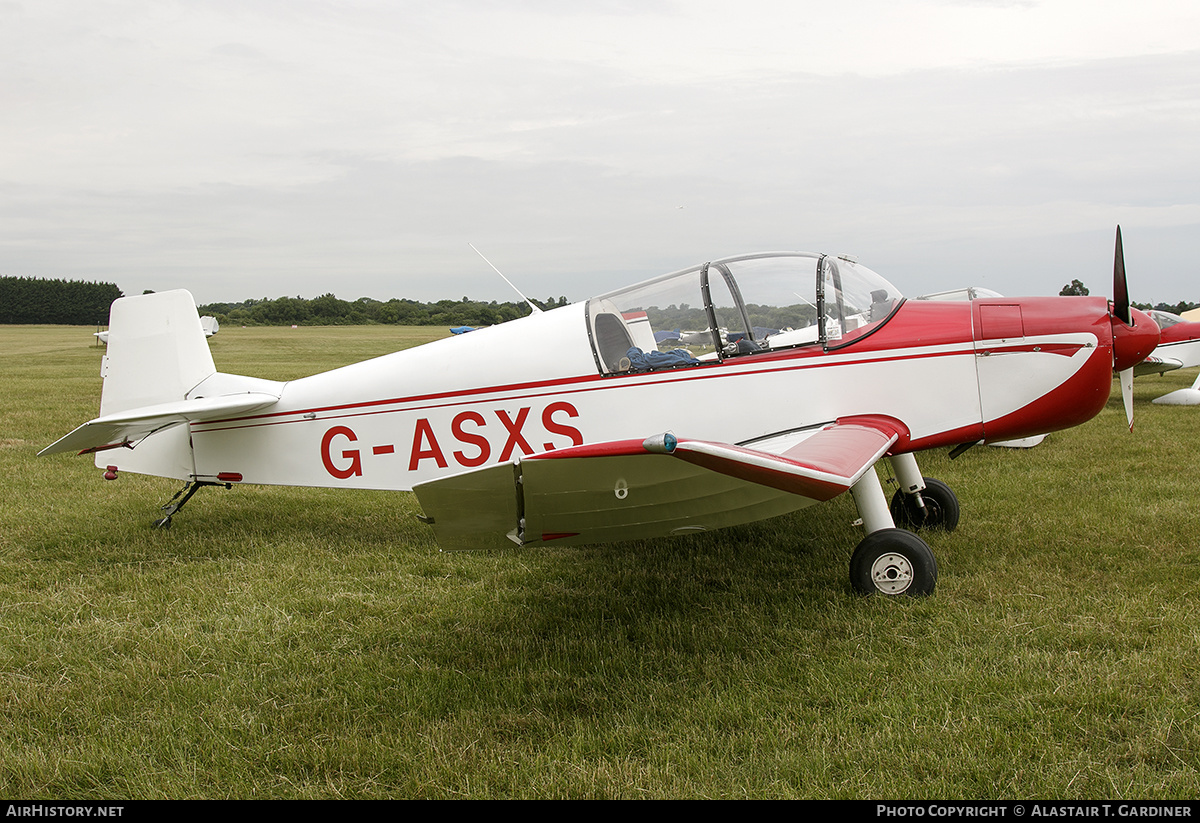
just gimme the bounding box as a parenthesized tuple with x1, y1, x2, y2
(870, 552, 915, 595)
(904, 496, 941, 527)
(919, 498, 942, 526)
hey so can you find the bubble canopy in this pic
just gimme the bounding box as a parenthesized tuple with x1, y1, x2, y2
(585, 252, 906, 373)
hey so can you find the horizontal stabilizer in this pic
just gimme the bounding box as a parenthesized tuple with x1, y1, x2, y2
(39, 392, 279, 456)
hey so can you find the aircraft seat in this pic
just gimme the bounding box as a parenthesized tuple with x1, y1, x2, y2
(593, 312, 634, 372)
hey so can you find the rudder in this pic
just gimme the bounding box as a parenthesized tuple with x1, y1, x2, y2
(96, 290, 215, 479)
(100, 290, 216, 416)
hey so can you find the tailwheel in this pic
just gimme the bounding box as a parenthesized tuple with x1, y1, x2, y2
(850, 528, 937, 597)
(889, 477, 960, 532)
(150, 480, 217, 530)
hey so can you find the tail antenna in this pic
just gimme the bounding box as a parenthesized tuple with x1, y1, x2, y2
(468, 243, 542, 314)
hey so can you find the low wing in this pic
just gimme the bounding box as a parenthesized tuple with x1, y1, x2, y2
(38, 392, 280, 456)
(413, 419, 899, 550)
(1134, 355, 1183, 377)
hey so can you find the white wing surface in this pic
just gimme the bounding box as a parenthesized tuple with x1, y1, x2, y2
(413, 419, 900, 550)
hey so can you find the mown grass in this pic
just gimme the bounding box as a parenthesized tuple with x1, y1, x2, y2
(2, 324, 1199, 799)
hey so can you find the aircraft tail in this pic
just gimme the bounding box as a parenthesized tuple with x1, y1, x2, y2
(98, 290, 217, 418)
(40, 290, 280, 480)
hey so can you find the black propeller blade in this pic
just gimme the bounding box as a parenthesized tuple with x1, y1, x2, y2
(1113, 225, 1131, 325)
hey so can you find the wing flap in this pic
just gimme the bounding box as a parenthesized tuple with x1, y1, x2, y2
(410, 462, 522, 551)
(519, 452, 812, 546)
(414, 449, 815, 551)
(39, 392, 280, 456)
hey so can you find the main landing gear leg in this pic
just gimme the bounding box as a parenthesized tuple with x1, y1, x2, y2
(849, 464, 894, 535)
(848, 465, 938, 597)
(152, 481, 217, 529)
(888, 452, 960, 532)
(890, 452, 928, 520)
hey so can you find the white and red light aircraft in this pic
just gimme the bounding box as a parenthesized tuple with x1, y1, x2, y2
(1146, 310, 1200, 405)
(1135, 309, 1200, 377)
(41, 229, 1158, 597)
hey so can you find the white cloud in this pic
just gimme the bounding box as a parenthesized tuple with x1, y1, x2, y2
(2, 0, 1199, 305)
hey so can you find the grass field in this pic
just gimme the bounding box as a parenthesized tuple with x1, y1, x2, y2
(2, 323, 1199, 799)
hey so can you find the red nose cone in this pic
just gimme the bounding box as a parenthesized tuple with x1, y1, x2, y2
(1111, 308, 1160, 372)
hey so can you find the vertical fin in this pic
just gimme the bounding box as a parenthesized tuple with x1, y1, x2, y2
(96, 289, 215, 479)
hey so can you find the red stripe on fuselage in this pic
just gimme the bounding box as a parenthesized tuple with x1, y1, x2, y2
(190, 302, 981, 433)
(188, 342, 979, 435)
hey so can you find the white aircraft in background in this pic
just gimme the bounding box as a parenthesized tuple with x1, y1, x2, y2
(1154, 372, 1200, 405)
(1137, 308, 1200, 373)
(43, 229, 1157, 597)
(1144, 310, 1200, 405)
(96, 315, 218, 344)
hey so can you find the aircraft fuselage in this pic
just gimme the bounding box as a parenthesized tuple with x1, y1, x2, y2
(175, 295, 1126, 492)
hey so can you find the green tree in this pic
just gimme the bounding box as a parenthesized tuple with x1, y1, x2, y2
(0, 276, 123, 324)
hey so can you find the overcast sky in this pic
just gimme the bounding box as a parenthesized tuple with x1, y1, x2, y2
(3, 0, 1199, 307)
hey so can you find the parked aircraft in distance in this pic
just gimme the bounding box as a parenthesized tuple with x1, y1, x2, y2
(95, 315, 218, 344)
(1134, 309, 1200, 378)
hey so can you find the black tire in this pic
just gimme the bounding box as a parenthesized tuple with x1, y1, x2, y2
(889, 477, 960, 532)
(850, 528, 937, 596)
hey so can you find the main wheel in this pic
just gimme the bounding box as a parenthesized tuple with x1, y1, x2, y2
(850, 529, 937, 596)
(889, 477, 960, 532)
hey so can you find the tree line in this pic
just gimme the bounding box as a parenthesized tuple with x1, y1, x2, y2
(4, 273, 1197, 326)
(195, 293, 571, 328)
(1061, 278, 1198, 315)
(0, 276, 124, 325)
(1136, 300, 1200, 315)
(0, 276, 569, 326)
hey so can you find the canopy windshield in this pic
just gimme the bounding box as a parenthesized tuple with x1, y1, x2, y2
(585, 252, 904, 373)
(1147, 309, 1185, 328)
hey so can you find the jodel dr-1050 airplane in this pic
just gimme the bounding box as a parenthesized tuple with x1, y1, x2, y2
(41, 228, 1158, 597)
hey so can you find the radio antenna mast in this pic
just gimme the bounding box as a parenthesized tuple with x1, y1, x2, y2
(468, 243, 542, 314)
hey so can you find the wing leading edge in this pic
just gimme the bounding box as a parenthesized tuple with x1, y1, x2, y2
(413, 418, 901, 550)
